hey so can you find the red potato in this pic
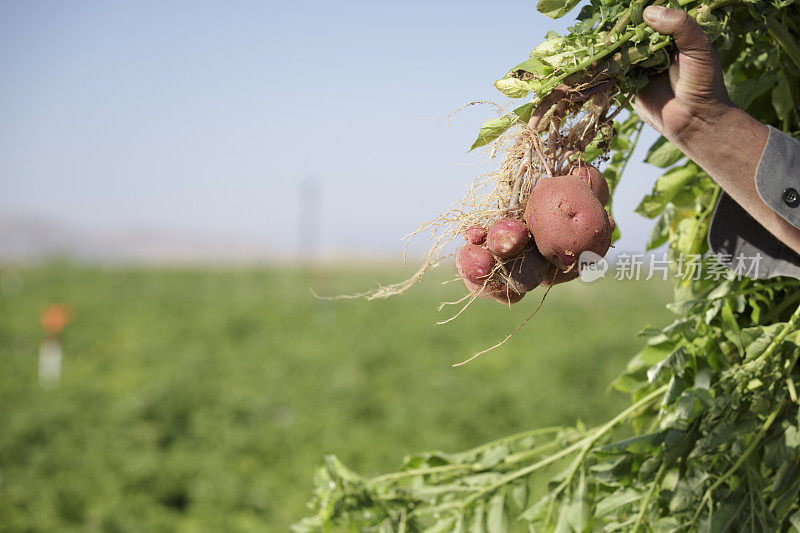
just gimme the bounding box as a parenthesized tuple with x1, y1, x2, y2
(503, 246, 548, 294)
(569, 164, 609, 206)
(464, 225, 488, 245)
(456, 242, 529, 304)
(486, 217, 530, 259)
(456, 244, 495, 284)
(525, 175, 612, 270)
(463, 278, 525, 304)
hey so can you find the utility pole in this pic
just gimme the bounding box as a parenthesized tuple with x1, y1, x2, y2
(298, 177, 333, 323)
(298, 177, 320, 262)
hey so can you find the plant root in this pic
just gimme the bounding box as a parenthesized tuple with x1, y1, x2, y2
(324, 81, 620, 360)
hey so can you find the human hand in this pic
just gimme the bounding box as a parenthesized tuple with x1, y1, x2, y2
(634, 6, 733, 145)
(634, 7, 798, 256)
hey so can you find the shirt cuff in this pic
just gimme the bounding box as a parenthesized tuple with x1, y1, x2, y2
(754, 126, 800, 227)
(707, 126, 800, 279)
(708, 192, 800, 279)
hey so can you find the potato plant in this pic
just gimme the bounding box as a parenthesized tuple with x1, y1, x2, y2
(296, 0, 800, 530)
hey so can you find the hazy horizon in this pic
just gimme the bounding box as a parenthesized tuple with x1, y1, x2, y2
(1, 1, 665, 262)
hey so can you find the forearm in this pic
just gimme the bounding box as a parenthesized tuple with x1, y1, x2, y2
(672, 105, 800, 256)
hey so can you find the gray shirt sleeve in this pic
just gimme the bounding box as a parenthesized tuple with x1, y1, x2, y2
(707, 126, 800, 279)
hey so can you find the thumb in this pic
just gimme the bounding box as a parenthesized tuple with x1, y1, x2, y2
(643, 6, 713, 61)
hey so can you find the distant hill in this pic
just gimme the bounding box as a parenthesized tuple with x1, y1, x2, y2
(0, 214, 276, 264)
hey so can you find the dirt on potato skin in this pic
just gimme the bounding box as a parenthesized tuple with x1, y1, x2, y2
(524, 175, 612, 270)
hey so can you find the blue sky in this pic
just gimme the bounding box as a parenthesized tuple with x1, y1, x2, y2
(0, 1, 663, 258)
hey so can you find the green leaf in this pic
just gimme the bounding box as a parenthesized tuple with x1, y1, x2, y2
(655, 165, 696, 200)
(770, 460, 800, 518)
(635, 193, 668, 218)
(728, 74, 777, 110)
(720, 300, 744, 354)
(652, 517, 683, 532)
(530, 35, 565, 58)
(635, 166, 696, 218)
(486, 493, 508, 533)
(476, 445, 509, 469)
(290, 516, 323, 533)
(673, 217, 701, 256)
(454, 513, 468, 533)
(697, 419, 758, 452)
(555, 496, 589, 532)
(536, 0, 581, 19)
(768, 18, 800, 71)
(674, 389, 712, 422)
(669, 478, 699, 513)
(469, 501, 486, 533)
(647, 207, 673, 250)
(494, 78, 533, 98)
(613, 372, 645, 394)
(426, 515, 457, 533)
(704, 499, 745, 532)
(510, 57, 554, 77)
(510, 481, 529, 510)
(772, 70, 794, 121)
(595, 431, 667, 455)
(626, 343, 676, 375)
(595, 488, 642, 517)
(469, 103, 534, 151)
(741, 323, 783, 361)
(520, 494, 550, 523)
(790, 510, 800, 531)
(647, 347, 689, 383)
(785, 425, 800, 448)
(645, 136, 685, 168)
(591, 455, 634, 483)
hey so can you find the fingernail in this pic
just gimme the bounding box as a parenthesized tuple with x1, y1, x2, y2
(644, 5, 667, 22)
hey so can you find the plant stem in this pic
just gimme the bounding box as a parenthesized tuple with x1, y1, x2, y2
(755, 303, 800, 364)
(632, 462, 668, 532)
(370, 427, 575, 484)
(463, 426, 570, 455)
(538, 22, 650, 100)
(762, 289, 800, 323)
(692, 399, 786, 521)
(504, 439, 565, 465)
(767, 19, 800, 70)
(458, 384, 669, 509)
(371, 463, 472, 483)
(612, 119, 644, 196)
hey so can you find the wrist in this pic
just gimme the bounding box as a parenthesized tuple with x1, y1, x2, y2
(670, 101, 739, 149)
(671, 105, 768, 172)
(668, 104, 769, 210)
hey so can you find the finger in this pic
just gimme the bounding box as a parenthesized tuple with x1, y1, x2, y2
(634, 71, 673, 129)
(643, 6, 713, 61)
(637, 71, 673, 108)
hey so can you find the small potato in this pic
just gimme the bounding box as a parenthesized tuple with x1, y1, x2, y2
(463, 278, 525, 304)
(569, 164, 609, 206)
(525, 175, 612, 270)
(486, 217, 530, 259)
(464, 225, 488, 245)
(456, 244, 495, 284)
(503, 246, 548, 294)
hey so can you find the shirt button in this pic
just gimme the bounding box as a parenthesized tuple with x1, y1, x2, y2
(784, 188, 800, 208)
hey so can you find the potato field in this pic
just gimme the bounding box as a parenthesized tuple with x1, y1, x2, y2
(0, 264, 671, 531)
